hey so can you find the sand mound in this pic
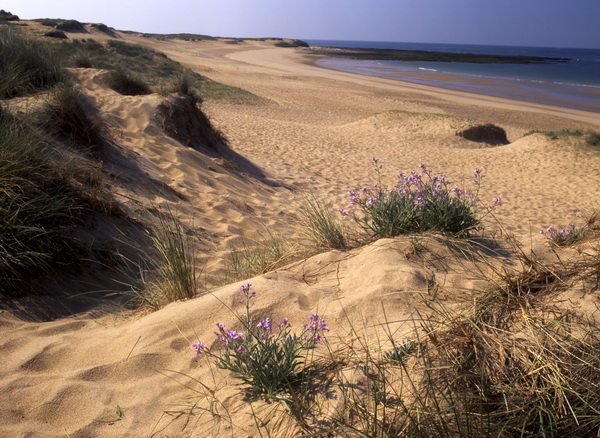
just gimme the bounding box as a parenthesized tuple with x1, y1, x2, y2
(0, 236, 508, 437)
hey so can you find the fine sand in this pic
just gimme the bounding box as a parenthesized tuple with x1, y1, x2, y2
(1, 32, 599, 437)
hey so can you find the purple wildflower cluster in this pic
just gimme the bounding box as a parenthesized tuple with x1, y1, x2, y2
(342, 163, 497, 215)
(340, 160, 501, 236)
(304, 313, 330, 344)
(192, 284, 330, 357)
(541, 218, 590, 245)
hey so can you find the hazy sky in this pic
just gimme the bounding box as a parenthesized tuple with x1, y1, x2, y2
(3, 0, 599, 48)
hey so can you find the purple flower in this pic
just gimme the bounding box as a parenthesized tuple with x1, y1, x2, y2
(488, 197, 502, 209)
(236, 345, 244, 353)
(257, 317, 273, 332)
(240, 283, 255, 299)
(278, 318, 290, 328)
(367, 197, 379, 207)
(216, 322, 225, 329)
(192, 342, 207, 357)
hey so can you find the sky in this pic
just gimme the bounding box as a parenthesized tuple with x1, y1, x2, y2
(3, 0, 600, 49)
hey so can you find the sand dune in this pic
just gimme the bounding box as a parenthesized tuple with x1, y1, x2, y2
(1, 32, 600, 437)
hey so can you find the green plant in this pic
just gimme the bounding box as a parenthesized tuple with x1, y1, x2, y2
(43, 84, 108, 150)
(299, 193, 350, 250)
(193, 284, 328, 401)
(224, 234, 298, 281)
(342, 160, 500, 238)
(274, 40, 309, 48)
(44, 30, 68, 39)
(55, 20, 86, 33)
(541, 210, 596, 246)
(0, 26, 64, 98)
(0, 109, 86, 296)
(525, 129, 583, 140)
(120, 210, 199, 310)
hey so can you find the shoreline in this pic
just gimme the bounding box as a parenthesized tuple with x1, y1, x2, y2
(225, 45, 600, 126)
(313, 57, 600, 115)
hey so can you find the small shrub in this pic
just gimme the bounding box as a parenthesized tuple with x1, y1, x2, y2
(106, 69, 152, 96)
(35, 19, 59, 27)
(525, 129, 583, 140)
(90, 23, 111, 33)
(193, 284, 328, 400)
(44, 30, 68, 39)
(587, 131, 600, 147)
(157, 93, 228, 151)
(341, 159, 500, 238)
(55, 20, 86, 33)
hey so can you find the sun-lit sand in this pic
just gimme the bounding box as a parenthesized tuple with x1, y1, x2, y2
(1, 27, 599, 437)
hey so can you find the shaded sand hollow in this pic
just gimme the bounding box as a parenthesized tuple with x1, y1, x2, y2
(1, 27, 600, 437)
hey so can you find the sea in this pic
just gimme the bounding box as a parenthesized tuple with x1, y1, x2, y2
(304, 40, 600, 113)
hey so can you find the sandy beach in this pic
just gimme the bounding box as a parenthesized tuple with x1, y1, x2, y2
(1, 31, 600, 437)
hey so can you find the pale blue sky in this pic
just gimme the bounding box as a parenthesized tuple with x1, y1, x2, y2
(3, 0, 599, 48)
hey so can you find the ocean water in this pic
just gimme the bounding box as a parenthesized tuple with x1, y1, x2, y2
(305, 40, 600, 113)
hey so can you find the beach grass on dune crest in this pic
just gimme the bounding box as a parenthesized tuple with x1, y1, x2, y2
(46, 37, 264, 104)
(43, 84, 110, 152)
(222, 231, 300, 283)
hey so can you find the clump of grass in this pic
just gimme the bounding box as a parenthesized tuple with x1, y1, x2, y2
(169, 74, 194, 95)
(341, 159, 500, 239)
(43, 84, 108, 151)
(525, 129, 583, 140)
(298, 193, 350, 250)
(157, 92, 228, 151)
(55, 19, 86, 33)
(0, 26, 65, 98)
(122, 211, 199, 310)
(224, 234, 298, 281)
(106, 69, 152, 96)
(193, 284, 329, 401)
(0, 109, 86, 296)
(586, 131, 600, 147)
(44, 30, 68, 39)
